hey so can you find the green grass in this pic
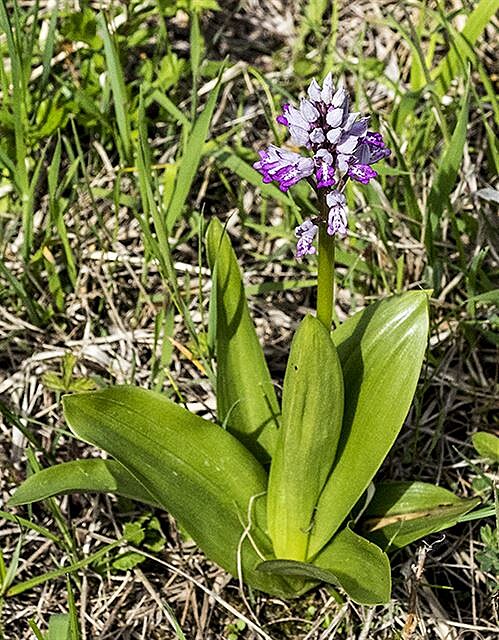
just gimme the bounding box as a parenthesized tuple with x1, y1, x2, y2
(0, 0, 497, 637)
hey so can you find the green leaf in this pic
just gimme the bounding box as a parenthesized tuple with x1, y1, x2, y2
(361, 481, 481, 549)
(112, 516, 166, 571)
(267, 315, 343, 560)
(309, 292, 429, 557)
(260, 524, 391, 604)
(61, 8, 102, 49)
(8, 459, 160, 508)
(110, 550, 145, 572)
(206, 218, 280, 461)
(62, 387, 299, 596)
(47, 613, 70, 640)
(191, 0, 220, 11)
(123, 522, 146, 546)
(156, 52, 185, 92)
(313, 524, 391, 604)
(472, 432, 499, 463)
(165, 68, 224, 230)
(190, 11, 202, 83)
(150, 89, 191, 128)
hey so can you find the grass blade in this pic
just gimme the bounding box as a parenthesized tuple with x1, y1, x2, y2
(425, 84, 470, 273)
(97, 13, 132, 162)
(165, 68, 225, 231)
(433, 0, 499, 95)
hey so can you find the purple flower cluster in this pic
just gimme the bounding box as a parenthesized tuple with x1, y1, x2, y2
(253, 73, 390, 258)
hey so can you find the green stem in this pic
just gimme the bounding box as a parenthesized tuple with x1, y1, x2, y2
(316, 194, 336, 331)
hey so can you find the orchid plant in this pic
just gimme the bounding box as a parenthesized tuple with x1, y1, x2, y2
(10, 75, 479, 605)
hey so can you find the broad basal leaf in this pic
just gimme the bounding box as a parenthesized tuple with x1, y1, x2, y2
(259, 524, 390, 605)
(361, 481, 480, 549)
(313, 524, 391, 605)
(267, 315, 343, 560)
(206, 218, 280, 462)
(62, 386, 297, 595)
(8, 459, 160, 508)
(309, 292, 429, 557)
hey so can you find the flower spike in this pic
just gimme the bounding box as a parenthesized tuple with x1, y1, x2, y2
(254, 74, 391, 256)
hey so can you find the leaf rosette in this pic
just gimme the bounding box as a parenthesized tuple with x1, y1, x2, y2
(9, 219, 478, 604)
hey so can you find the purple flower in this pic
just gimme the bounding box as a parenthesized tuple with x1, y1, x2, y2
(253, 145, 314, 192)
(347, 130, 391, 184)
(295, 219, 319, 259)
(348, 164, 377, 184)
(365, 132, 391, 163)
(326, 191, 348, 237)
(315, 149, 336, 189)
(276, 103, 290, 126)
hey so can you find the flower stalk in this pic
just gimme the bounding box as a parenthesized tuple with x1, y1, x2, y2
(316, 191, 336, 330)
